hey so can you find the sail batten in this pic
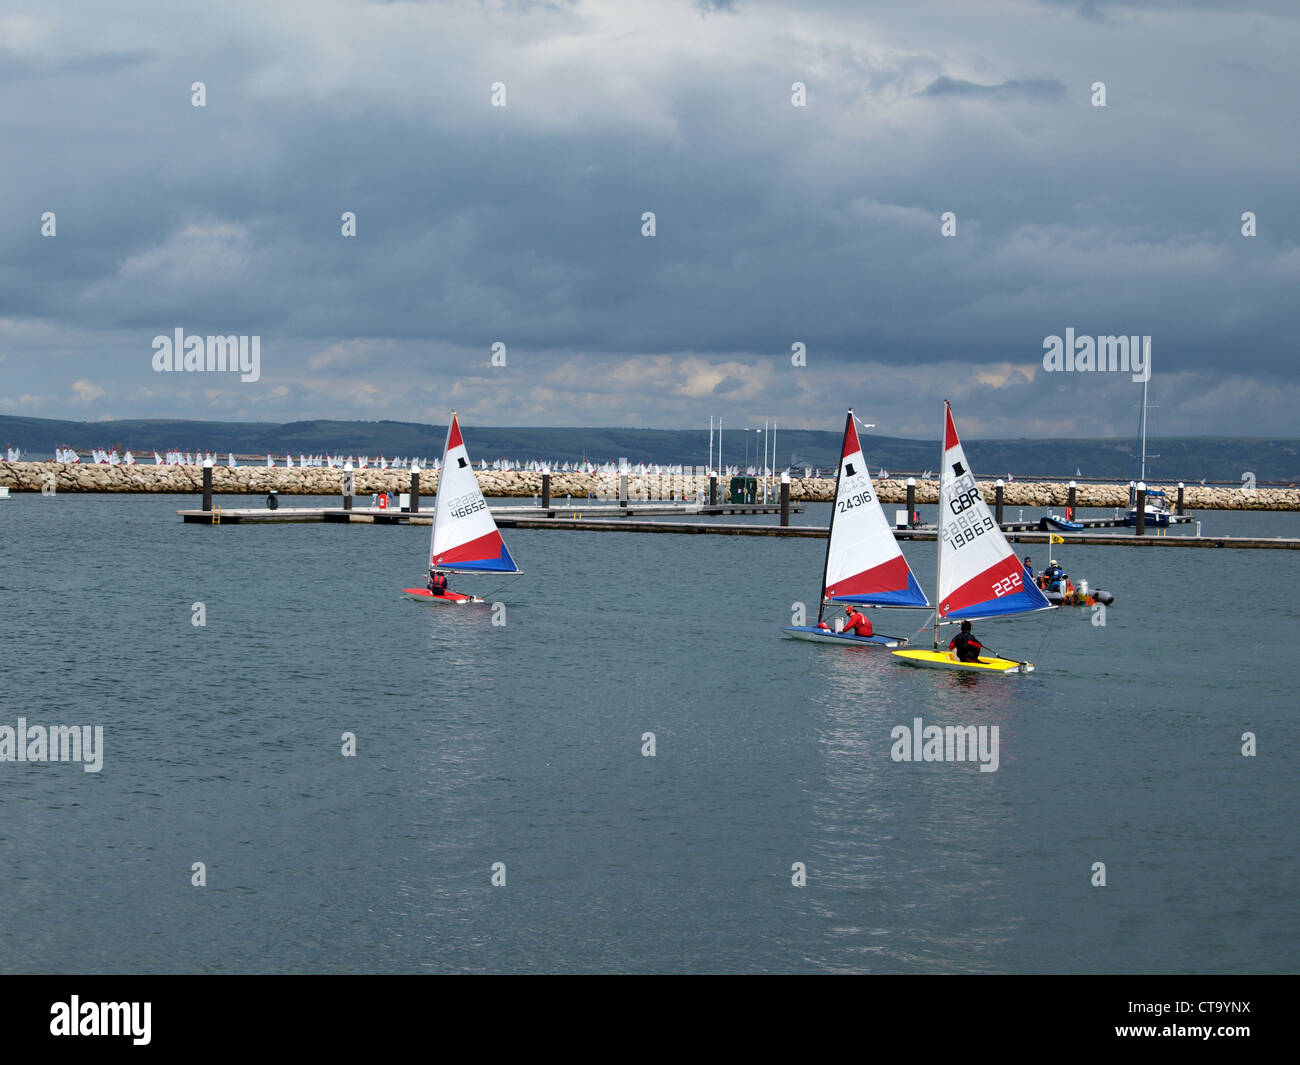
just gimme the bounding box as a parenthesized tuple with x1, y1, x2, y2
(429, 413, 521, 574)
(823, 412, 928, 607)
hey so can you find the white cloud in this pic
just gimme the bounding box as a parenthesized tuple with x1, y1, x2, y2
(70, 378, 105, 403)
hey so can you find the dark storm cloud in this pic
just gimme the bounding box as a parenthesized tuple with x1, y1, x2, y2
(0, 0, 1297, 436)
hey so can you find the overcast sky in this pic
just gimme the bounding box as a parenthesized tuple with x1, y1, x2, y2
(1, 0, 1297, 439)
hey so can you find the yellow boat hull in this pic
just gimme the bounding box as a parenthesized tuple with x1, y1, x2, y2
(891, 649, 1034, 674)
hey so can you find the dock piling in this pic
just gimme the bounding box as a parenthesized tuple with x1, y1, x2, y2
(342, 462, 354, 512)
(202, 459, 213, 512)
(1177, 482, 1185, 516)
(541, 472, 551, 511)
(410, 469, 420, 513)
(780, 471, 791, 527)
(1135, 482, 1146, 536)
(995, 479, 1004, 525)
(906, 477, 916, 526)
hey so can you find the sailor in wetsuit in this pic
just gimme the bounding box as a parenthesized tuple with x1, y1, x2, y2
(948, 620, 984, 662)
(427, 568, 449, 596)
(1042, 559, 1066, 592)
(842, 605, 874, 638)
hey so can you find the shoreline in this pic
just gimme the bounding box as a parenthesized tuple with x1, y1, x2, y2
(2, 461, 1298, 510)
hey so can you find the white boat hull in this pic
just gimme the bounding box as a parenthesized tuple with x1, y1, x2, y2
(781, 626, 905, 648)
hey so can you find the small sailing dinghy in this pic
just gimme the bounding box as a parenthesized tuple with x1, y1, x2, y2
(893, 402, 1052, 674)
(781, 410, 926, 648)
(402, 412, 521, 605)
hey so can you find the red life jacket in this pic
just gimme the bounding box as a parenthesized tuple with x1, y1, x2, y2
(844, 610, 873, 637)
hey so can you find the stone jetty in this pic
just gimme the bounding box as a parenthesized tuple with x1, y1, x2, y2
(0, 461, 1296, 510)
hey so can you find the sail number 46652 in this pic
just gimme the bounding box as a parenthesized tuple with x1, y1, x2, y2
(447, 494, 487, 519)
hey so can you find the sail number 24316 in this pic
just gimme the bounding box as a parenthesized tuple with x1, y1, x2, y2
(836, 490, 874, 513)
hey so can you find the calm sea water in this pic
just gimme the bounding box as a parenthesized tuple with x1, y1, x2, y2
(1, 493, 1295, 973)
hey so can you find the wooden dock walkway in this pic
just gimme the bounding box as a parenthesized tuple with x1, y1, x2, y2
(491, 518, 1298, 549)
(176, 501, 802, 524)
(176, 505, 1298, 548)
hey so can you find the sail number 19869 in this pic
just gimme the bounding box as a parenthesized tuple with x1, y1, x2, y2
(945, 513, 995, 551)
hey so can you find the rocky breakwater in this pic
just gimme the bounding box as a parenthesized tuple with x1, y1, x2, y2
(787, 478, 1299, 511)
(1, 462, 1297, 511)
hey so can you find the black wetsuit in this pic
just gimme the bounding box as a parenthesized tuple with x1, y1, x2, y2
(950, 631, 984, 663)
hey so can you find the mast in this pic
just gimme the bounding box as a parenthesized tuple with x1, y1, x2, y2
(1139, 375, 1148, 484)
(816, 410, 852, 627)
(430, 410, 456, 573)
(933, 401, 948, 651)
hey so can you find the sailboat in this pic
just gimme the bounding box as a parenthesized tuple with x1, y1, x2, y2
(402, 412, 521, 605)
(1126, 369, 1172, 528)
(892, 402, 1053, 674)
(781, 410, 927, 648)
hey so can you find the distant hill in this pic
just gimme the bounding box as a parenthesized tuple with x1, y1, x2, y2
(2, 414, 1297, 483)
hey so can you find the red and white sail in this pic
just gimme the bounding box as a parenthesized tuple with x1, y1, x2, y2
(937, 403, 1051, 619)
(429, 413, 520, 574)
(824, 412, 928, 607)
